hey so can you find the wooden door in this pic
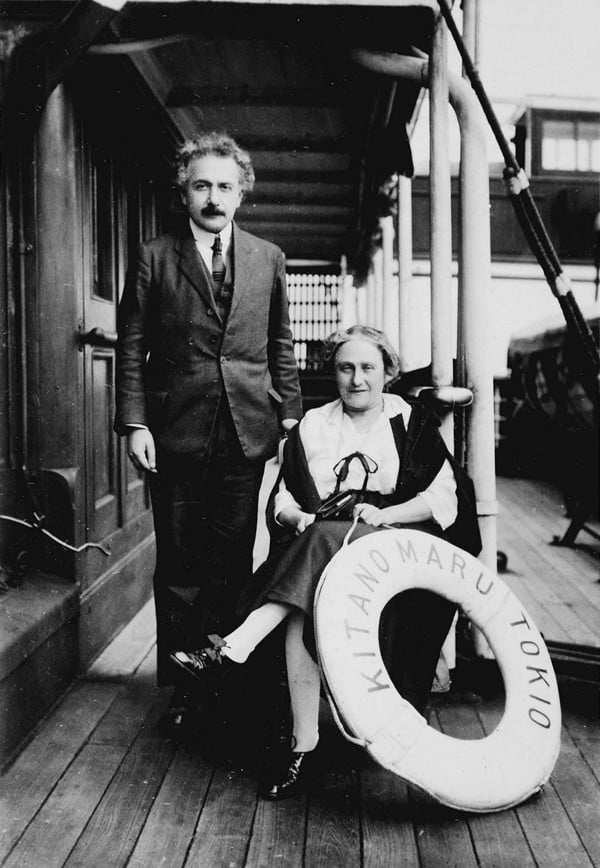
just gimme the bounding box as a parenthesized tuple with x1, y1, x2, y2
(79, 143, 151, 590)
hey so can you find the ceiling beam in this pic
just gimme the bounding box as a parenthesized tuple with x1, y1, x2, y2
(167, 84, 344, 109)
(250, 185, 354, 206)
(251, 170, 353, 185)
(6, 0, 126, 121)
(239, 204, 351, 222)
(239, 221, 348, 237)
(169, 129, 351, 155)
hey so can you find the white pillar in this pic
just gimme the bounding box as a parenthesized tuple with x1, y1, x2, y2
(429, 15, 454, 449)
(372, 245, 384, 330)
(381, 215, 398, 349)
(352, 50, 498, 643)
(366, 267, 377, 327)
(397, 174, 414, 372)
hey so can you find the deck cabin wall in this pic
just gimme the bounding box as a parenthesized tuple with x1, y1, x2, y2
(404, 173, 599, 376)
(0, 48, 176, 764)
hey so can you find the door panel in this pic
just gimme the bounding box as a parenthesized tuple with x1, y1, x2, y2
(79, 141, 152, 588)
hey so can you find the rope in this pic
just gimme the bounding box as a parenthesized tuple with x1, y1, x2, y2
(0, 514, 110, 556)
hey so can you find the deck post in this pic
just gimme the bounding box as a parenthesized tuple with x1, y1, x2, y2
(372, 243, 384, 330)
(381, 214, 398, 349)
(351, 50, 498, 601)
(429, 14, 455, 449)
(396, 174, 414, 372)
(367, 265, 377, 327)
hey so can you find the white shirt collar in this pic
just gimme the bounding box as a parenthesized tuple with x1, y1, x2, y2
(188, 218, 233, 256)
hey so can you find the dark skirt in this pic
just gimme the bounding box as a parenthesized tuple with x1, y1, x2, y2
(240, 519, 457, 714)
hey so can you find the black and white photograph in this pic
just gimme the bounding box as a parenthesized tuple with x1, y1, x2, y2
(0, 0, 598, 865)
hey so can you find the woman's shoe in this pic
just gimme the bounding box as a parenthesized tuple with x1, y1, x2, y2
(169, 635, 233, 686)
(259, 748, 312, 800)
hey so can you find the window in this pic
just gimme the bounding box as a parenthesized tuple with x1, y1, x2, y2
(540, 117, 600, 172)
(89, 150, 115, 301)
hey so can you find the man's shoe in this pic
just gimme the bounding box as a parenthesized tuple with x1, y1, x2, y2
(259, 748, 313, 800)
(169, 634, 233, 686)
(158, 689, 200, 738)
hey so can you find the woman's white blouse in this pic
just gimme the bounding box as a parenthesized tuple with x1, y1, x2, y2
(274, 394, 458, 529)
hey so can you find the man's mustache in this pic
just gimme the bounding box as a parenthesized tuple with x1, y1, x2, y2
(201, 205, 226, 216)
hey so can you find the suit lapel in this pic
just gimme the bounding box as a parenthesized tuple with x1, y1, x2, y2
(175, 230, 216, 313)
(229, 223, 256, 320)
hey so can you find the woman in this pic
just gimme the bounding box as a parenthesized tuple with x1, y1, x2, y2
(170, 325, 481, 798)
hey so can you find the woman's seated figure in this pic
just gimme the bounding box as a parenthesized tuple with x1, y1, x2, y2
(170, 325, 481, 799)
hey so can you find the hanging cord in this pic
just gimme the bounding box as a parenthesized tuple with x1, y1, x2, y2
(0, 514, 110, 556)
(436, 0, 600, 383)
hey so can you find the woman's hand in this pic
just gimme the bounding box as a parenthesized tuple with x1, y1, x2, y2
(354, 502, 387, 527)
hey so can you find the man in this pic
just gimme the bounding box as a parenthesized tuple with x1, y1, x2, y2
(115, 132, 302, 731)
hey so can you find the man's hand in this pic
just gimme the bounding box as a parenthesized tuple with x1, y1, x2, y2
(127, 428, 157, 473)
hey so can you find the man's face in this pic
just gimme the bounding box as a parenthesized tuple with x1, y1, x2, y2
(181, 154, 243, 233)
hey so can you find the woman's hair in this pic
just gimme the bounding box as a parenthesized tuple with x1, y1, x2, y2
(174, 132, 255, 196)
(322, 325, 400, 380)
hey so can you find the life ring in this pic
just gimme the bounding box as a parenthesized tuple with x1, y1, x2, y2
(313, 528, 561, 813)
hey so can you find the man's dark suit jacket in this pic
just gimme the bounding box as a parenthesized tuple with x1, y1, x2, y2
(114, 221, 302, 462)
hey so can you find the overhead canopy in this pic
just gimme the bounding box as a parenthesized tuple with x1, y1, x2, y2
(5, 0, 437, 271)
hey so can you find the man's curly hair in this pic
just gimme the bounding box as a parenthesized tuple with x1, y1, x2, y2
(174, 131, 255, 196)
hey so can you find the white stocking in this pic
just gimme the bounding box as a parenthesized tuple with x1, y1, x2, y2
(222, 602, 291, 663)
(285, 611, 321, 753)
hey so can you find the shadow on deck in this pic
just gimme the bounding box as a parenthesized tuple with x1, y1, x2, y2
(1, 476, 599, 868)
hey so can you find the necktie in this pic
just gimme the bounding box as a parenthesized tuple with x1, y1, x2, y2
(211, 234, 226, 292)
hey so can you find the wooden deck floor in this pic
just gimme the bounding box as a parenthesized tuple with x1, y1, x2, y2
(496, 476, 600, 649)
(1, 476, 599, 868)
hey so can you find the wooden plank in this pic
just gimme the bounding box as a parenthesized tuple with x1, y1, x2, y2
(498, 500, 596, 608)
(437, 700, 537, 868)
(493, 554, 571, 643)
(2, 743, 126, 868)
(550, 727, 600, 865)
(63, 736, 175, 868)
(305, 768, 361, 867)
(468, 813, 537, 868)
(498, 480, 600, 628)
(516, 784, 594, 867)
(478, 668, 595, 866)
(86, 599, 156, 683)
(497, 512, 599, 645)
(360, 761, 420, 868)
(435, 700, 485, 739)
(499, 502, 600, 625)
(498, 479, 599, 568)
(0, 681, 119, 860)
(87, 650, 163, 747)
(496, 477, 594, 556)
(412, 800, 479, 868)
(562, 709, 600, 780)
(245, 789, 307, 868)
(184, 765, 259, 867)
(409, 707, 480, 868)
(127, 745, 213, 868)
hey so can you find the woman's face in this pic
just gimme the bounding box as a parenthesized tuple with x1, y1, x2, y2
(334, 338, 389, 414)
